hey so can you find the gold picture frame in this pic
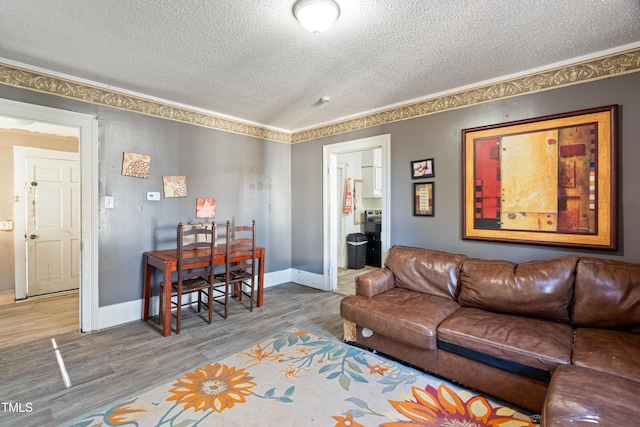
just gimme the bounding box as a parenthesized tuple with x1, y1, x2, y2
(462, 105, 618, 249)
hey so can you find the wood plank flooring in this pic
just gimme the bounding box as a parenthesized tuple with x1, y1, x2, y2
(0, 291, 79, 348)
(0, 283, 346, 426)
(335, 265, 378, 296)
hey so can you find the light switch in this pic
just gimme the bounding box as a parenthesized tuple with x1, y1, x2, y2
(146, 191, 160, 201)
(0, 220, 13, 231)
(104, 196, 115, 209)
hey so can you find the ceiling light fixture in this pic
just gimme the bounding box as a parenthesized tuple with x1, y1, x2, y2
(293, 0, 340, 35)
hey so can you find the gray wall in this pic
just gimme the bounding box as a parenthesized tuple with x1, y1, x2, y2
(2, 71, 640, 304)
(292, 72, 640, 273)
(0, 85, 291, 306)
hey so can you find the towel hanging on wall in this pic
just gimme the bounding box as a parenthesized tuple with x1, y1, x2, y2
(343, 177, 353, 214)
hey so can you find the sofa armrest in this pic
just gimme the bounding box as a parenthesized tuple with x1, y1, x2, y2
(356, 267, 395, 297)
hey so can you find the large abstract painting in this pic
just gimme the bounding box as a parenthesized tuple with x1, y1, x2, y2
(462, 105, 617, 249)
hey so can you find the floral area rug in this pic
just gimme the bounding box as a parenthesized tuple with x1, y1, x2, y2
(68, 327, 536, 426)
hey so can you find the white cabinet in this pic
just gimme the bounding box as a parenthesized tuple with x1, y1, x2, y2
(362, 148, 382, 198)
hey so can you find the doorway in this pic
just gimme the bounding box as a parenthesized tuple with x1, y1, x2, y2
(14, 148, 80, 297)
(0, 98, 99, 332)
(322, 134, 391, 292)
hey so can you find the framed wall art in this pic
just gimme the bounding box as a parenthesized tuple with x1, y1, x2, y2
(196, 198, 216, 219)
(411, 158, 434, 179)
(162, 175, 187, 198)
(462, 105, 617, 249)
(121, 152, 150, 178)
(413, 182, 434, 216)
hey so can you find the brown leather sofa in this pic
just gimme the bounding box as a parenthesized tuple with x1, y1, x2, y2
(340, 245, 640, 424)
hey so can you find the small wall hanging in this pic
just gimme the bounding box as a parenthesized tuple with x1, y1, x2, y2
(163, 176, 187, 198)
(121, 152, 150, 178)
(413, 182, 435, 216)
(411, 158, 434, 179)
(196, 198, 216, 218)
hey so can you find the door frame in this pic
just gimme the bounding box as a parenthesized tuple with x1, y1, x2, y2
(14, 147, 80, 297)
(1, 98, 99, 332)
(322, 134, 390, 291)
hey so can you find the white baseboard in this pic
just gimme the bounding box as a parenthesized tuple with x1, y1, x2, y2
(290, 269, 325, 289)
(98, 268, 324, 330)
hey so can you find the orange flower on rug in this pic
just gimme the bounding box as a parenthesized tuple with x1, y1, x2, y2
(166, 362, 256, 413)
(67, 328, 536, 426)
(382, 383, 536, 427)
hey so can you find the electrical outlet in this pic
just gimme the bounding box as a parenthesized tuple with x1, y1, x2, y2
(146, 192, 161, 201)
(0, 220, 13, 231)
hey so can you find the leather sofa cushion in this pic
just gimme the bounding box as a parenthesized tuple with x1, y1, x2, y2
(542, 365, 640, 427)
(458, 256, 578, 322)
(340, 288, 461, 350)
(355, 267, 395, 297)
(437, 307, 573, 372)
(384, 246, 467, 300)
(572, 257, 640, 331)
(572, 328, 640, 382)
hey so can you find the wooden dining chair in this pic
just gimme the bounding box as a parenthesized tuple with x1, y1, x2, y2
(212, 220, 256, 319)
(160, 222, 216, 334)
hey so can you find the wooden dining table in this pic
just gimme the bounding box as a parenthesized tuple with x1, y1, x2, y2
(142, 245, 265, 336)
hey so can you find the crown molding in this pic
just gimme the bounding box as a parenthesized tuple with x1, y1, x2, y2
(1, 46, 639, 144)
(0, 62, 292, 143)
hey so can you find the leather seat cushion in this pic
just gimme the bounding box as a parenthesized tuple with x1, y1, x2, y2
(437, 307, 573, 372)
(543, 365, 640, 426)
(573, 328, 640, 382)
(340, 288, 460, 350)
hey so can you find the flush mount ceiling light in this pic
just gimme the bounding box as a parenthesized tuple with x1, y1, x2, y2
(293, 0, 340, 35)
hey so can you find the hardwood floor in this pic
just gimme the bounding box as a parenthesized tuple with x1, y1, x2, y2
(0, 283, 346, 426)
(0, 291, 79, 348)
(336, 265, 378, 296)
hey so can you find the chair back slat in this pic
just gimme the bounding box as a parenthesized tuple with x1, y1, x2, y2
(212, 219, 256, 319)
(177, 222, 217, 283)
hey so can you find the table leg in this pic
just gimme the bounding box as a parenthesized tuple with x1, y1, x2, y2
(162, 266, 172, 336)
(142, 255, 152, 321)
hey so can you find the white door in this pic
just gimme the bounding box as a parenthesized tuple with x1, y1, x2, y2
(26, 156, 80, 296)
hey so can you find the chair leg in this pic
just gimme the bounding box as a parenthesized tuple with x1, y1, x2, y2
(249, 278, 255, 312)
(207, 288, 213, 324)
(224, 283, 229, 319)
(176, 291, 181, 334)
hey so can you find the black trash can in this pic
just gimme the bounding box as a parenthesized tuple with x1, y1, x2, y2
(347, 233, 367, 269)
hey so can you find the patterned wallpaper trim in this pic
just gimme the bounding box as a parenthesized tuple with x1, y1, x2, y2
(1, 47, 639, 144)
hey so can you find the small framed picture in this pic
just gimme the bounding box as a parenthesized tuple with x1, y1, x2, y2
(411, 158, 434, 179)
(413, 182, 434, 216)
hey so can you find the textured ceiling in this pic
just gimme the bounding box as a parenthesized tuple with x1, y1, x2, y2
(0, 0, 639, 133)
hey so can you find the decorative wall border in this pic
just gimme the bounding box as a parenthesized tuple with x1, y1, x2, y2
(291, 47, 640, 143)
(1, 47, 639, 144)
(0, 63, 291, 143)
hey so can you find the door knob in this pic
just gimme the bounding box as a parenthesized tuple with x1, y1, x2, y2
(29, 234, 38, 239)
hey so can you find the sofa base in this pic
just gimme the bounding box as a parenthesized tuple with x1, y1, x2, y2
(351, 324, 437, 372)
(436, 349, 547, 413)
